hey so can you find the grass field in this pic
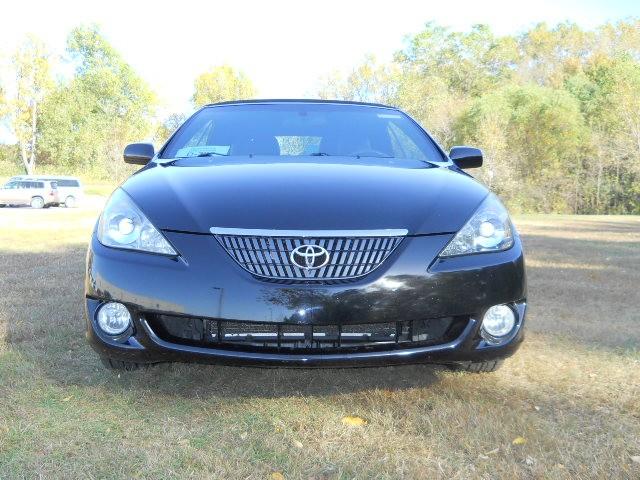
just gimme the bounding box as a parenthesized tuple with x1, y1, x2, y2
(0, 204, 639, 479)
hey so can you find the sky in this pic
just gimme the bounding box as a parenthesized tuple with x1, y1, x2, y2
(0, 0, 638, 142)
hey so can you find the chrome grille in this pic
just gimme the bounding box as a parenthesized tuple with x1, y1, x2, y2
(211, 228, 406, 281)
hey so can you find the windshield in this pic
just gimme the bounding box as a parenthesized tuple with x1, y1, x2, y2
(160, 103, 445, 163)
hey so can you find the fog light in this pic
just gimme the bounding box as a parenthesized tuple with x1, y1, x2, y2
(481, 304, 516, 339)
(96, 302, 132, 335)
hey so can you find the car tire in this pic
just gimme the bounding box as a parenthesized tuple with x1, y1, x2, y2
(100, 356, 144, 371)
(30, 196, 45, 209)
(451, 360, 504, 373)
(64, 196, 76, 208)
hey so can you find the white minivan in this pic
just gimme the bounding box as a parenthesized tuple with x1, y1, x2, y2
(0, 179, 60, 208)
(8, 175, 84, 208)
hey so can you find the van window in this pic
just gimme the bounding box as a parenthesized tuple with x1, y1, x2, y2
(57, 179, 80, 187)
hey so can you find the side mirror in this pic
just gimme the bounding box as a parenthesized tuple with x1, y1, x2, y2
(124, 143, 155, 165)
(449, 146, 483, 169)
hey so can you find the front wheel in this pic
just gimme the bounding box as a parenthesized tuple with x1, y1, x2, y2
(64, 196, 76, 208)
(450, 360, 504, 373)
(30, 196, 45, 209)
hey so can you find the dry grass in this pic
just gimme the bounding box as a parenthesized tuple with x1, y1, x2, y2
(0, 206, 639, 479)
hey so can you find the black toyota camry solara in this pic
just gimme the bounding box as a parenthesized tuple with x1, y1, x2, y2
(86, 99, 527, 372)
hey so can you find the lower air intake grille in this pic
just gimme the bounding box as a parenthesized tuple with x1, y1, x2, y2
(147, 314, 467, 352)
(212, 229, 405, 281)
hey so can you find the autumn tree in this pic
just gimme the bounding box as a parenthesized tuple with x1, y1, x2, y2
(192, 66, 255, 107)
(317, 55, 398, 104)
(153, 113, 187, 147)
(6, 36, 52, 175)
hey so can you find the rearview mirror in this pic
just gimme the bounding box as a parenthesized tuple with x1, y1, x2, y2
(124, 143, 155, 165)
(449, 146, 483, 169)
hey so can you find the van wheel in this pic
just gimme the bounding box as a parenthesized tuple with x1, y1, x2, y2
(30, 196, 45, 209)
(64, 196, 76, 208)
(100, 356, 144, 371)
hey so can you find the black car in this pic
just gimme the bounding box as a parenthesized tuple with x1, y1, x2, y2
(86, 100, 526, 372)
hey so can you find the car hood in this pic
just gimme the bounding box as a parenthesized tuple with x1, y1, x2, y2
(120, 158, 489, 235)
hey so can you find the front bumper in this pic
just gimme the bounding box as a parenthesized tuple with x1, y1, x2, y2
(85, 230, 527, 367)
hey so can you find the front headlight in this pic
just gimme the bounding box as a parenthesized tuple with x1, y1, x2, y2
(439, 194, 514, 257)
(97, 188, 177, 255)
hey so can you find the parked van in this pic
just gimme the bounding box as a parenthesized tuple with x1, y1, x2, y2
(8, 175, 83, 207)
(0, 179, 60, 208)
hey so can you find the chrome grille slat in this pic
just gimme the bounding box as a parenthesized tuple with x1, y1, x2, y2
(213, 230, 405, 282)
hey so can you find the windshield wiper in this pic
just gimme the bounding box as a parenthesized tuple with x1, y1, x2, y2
(173, 152, 228, 159)
(309, 152, 332, 156)
(194, 152, 228, 157)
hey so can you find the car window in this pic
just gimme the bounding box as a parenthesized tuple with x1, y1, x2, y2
(57, 179, 80, 187)
(387, 123, 427, 160)
(161, 103, 445, 163)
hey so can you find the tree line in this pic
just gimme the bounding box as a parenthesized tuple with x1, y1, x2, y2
(0, 21, 638, 214)
(318, 21, 640, 214)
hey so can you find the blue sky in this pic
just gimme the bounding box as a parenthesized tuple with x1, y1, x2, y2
(0, 0, 638, 142)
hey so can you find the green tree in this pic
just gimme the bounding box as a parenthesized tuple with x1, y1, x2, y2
(317, 19, 640, 214)
(317, 55, 398, 104)
(153, 113, 187, 147)
(39, 25, 156, 178)
(566, 55, 640, 212)
(395, 23, 519, 97)
(192, 66, 255, 107)
(7, 35, 53, 175)
(455, 84, 588, 212)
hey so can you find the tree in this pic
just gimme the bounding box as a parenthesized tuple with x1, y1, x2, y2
(455, 84, 588, 212)
(566, 55, 640, 212)
(153, 113, 187, 147)
(0, 84, 6, 116)
(192, 66, 255, 107)
(38, 25, 156, 179)
(7, 35, 52, 175)
(317, 55, 398, 104)
(316, 19, 640, 214)
(395, 23, 519, 97)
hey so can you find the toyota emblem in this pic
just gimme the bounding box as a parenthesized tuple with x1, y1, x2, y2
(290, 244, 330, 270)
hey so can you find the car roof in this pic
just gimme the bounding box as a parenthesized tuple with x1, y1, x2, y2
(11, 175, 80, 180)
(203, 99, 397, 109)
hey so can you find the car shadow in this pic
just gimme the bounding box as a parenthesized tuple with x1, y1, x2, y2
(127, 362, 445, 399)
